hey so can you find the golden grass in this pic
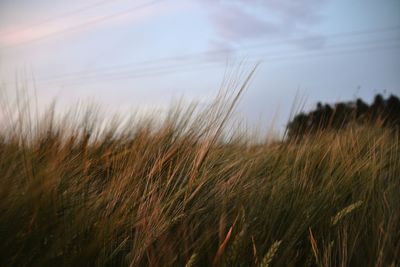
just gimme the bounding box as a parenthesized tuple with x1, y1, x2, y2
(0, 75, 399, 266)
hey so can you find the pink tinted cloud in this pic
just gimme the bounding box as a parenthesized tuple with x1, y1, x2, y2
(0, 1, 188, 47)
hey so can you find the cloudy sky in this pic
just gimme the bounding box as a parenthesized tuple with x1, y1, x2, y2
(0, 0, 399, 132)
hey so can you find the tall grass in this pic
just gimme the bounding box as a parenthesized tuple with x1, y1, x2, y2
(0, 76, 399, 266)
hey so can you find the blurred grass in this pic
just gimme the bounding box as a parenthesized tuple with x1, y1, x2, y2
(0, 74, 399, 266)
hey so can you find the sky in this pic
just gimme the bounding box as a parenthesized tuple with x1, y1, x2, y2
(0, 0, 399, 133)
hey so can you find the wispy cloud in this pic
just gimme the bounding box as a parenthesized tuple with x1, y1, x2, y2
(0, 1, 186, 47)
(200, 0, 328, 49)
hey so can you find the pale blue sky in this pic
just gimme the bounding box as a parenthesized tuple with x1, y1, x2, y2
(0, 0, 399, 132)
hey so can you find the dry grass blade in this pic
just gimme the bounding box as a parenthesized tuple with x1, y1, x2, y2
(308, 227, 319, 265)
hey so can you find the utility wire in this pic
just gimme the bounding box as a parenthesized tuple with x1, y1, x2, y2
(24, 25, 400, 81)
(23, 34, 400, 84)
(1, 0, 165, 49)
(10, 40, 400, 87)
(29, 42, 400, 86)
(3, 26, 399, 86)
(75, 44, 400, 83)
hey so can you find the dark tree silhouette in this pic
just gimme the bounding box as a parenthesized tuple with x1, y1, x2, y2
(287, 94, 400, 138)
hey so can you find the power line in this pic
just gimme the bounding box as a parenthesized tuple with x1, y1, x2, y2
(23, 25, 400, 81)
(28, 42, 400, 86)
(3, 25, 399, 87)
(0, 0, 117, 37)
(1, 0, 165, 49)
(23, 33, 400, 84)
(9, 39, 400, 87)
(78, 44, 400, 83)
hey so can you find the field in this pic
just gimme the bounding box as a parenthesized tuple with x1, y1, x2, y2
(0, 85, 399, 266)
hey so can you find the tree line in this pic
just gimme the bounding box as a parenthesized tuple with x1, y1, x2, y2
(287, 94, 400, 138)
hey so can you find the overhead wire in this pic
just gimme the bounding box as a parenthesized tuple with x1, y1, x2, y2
(15, 29, 400, 85)
(28, 38, 400, 86)
(45, 26, 400, 78)
(19, 25, 400, 82)
(63, 44, 400, 86)
(28, 46, 398, 89)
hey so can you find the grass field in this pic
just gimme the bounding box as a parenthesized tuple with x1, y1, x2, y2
(0, 82, 399, 266)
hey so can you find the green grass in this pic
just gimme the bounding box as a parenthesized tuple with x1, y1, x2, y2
(0, 82, 399, 266)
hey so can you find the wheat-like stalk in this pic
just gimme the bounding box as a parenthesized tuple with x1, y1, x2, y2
(331, 200, 363, 225)
(259, 240, 282, 267)
(185, 252, 198, 267)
